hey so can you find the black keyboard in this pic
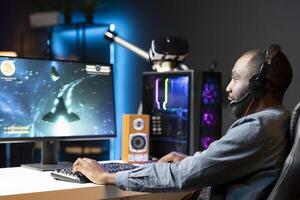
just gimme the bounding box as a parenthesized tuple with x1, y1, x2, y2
(51, 162, 138, 183)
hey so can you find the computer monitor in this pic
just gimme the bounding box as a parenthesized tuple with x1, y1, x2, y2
(0, 56, 116, 170)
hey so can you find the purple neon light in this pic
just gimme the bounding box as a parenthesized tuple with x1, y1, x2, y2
(155, 78, 161, 110)
(201, 135, 215, 149)
(201, 111, 216, 126)
(202, 83, 219, 105)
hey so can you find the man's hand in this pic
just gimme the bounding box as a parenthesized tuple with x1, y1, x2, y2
(72, 157, 116, 185)
(158, 151, 187, 163)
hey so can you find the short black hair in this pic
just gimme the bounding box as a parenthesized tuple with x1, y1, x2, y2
(247, 45, 293, 100)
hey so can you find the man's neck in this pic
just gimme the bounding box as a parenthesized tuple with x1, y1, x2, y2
(244, 96, 282, 116)
(255, 96, 282, 113)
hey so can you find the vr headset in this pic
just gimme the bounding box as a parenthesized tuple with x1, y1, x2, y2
(149, 36, 189, 63)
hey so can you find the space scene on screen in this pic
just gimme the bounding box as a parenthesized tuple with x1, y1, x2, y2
(0, 58, 116, 139)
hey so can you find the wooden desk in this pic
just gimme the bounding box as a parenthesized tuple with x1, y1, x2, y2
(0, 167, 189, 200)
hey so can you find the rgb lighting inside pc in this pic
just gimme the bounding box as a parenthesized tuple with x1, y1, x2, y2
(154, 76, 189, 119)
(201, 135, 215, 149)
(201, 110, 217, 127)
(146, 74, 189, 137)
(202, 82, 219, 105)
(143, 71, 192, 158)
(0, 57, 116, 141)
(199, 73, 222, 150)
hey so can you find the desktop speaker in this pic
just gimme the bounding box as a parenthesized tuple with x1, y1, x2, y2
(122, 114, 150, 163)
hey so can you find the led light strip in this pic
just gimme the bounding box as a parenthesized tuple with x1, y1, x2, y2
(155, 78, 161, 110)
(163, 78, 169, 110)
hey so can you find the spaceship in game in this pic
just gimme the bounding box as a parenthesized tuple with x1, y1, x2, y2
(51, 66, 60, 81)
(42, 97, 80, 123)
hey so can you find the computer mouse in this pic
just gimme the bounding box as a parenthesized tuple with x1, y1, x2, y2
(74, 171, 91, 183)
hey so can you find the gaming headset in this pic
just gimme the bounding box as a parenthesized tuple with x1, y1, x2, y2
(229, 44, 281, 107)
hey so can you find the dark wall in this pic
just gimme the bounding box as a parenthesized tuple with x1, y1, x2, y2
(0, 1, 33, 52)
(0, 0, 299, 136)
(92, 0, 300, 131)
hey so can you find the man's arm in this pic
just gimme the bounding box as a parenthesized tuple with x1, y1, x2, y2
(114, 118, 270, 192)
(71, 151, 188, 185)
(158, 151, 188, 163)
(72, 158, 117, 185)
(74, 117, 270, 192)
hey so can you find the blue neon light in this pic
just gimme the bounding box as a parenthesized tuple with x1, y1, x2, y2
(51, 8, 147, 160)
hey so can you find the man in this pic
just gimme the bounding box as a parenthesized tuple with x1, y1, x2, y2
(72, 44, 293, 200)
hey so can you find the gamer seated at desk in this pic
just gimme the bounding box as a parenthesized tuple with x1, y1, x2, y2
(72, 44, 293, 200)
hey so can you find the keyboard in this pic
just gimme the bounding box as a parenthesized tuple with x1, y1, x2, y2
(51, 162, 138, 183)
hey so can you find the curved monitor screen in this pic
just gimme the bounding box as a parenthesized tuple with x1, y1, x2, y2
(0, 57, 116, 141)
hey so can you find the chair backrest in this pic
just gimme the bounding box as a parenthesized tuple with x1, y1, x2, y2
(268, 102, 300, 200)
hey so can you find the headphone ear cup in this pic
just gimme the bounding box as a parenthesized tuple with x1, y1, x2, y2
(248, 73, 267, 98)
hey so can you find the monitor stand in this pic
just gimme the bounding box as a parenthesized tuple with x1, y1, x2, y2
(21, 141, 72, 171)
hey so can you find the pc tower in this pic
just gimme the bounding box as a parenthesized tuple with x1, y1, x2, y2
(142, 70, 222, 159)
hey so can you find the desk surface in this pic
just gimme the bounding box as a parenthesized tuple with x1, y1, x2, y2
(0, 167, 189, 200)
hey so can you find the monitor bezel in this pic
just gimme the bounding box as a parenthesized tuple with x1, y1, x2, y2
(0, 56, 117, 143)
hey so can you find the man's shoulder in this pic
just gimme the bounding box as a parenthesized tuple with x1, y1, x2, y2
(256, 105, 290, 117)
(227, 105, 290, 141)
(234, 105, 290, 126)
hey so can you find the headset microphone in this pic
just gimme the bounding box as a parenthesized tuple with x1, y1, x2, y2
(229, 92, 250, 107)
